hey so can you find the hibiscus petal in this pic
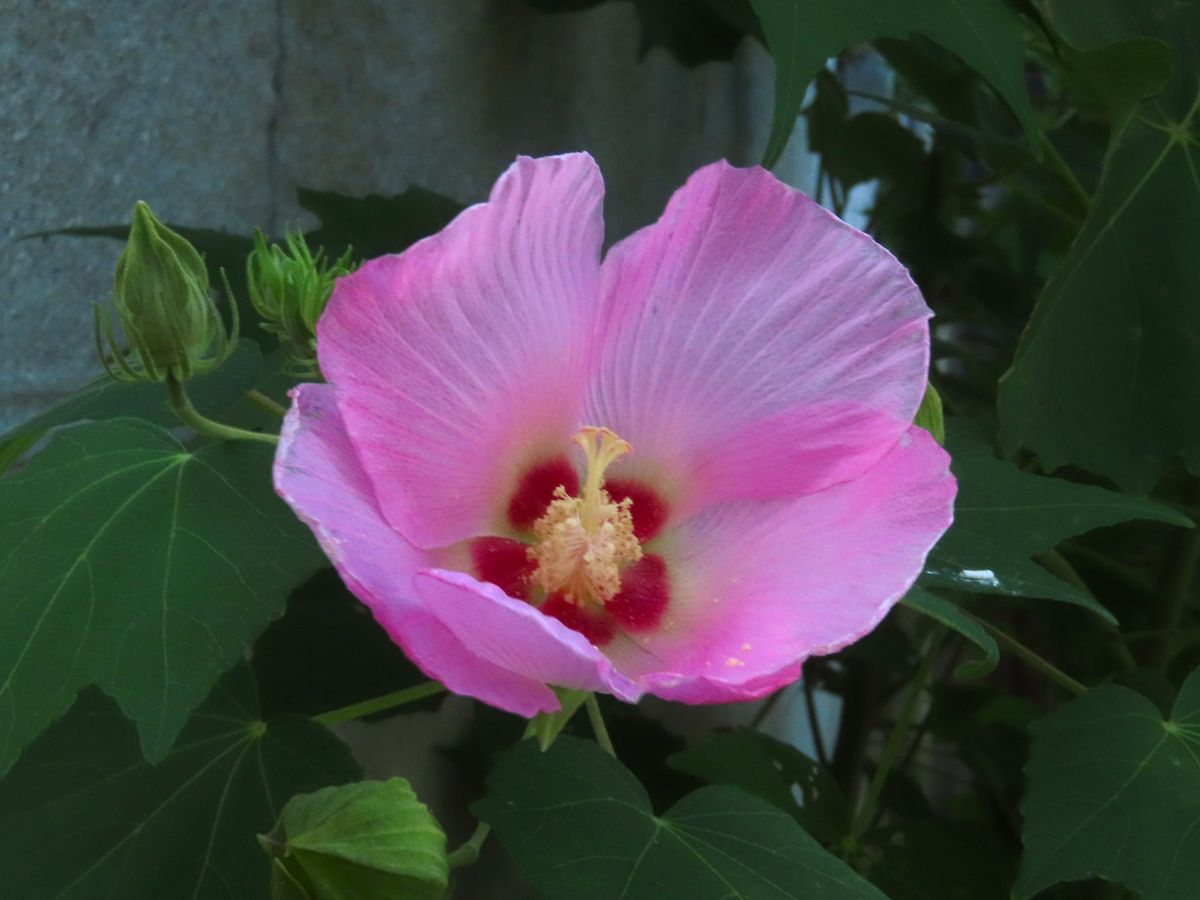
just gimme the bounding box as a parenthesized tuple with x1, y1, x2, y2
(319, 153, 603, 548)
(606, 427, 955, 704)
(274, 383, 639, 717)
(588, 160, 931, 519)
(414, 570, 642, 709)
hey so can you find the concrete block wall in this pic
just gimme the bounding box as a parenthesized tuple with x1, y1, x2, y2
(2, 0, 817, 431)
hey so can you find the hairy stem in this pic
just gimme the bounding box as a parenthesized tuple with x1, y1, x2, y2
(1151, 478, 1200, 669)
(166, 375, 278, 445)
(851, 629, 945, 837)
(983, 621, 1087, 697)
(312, 681, 445, 727)
(584, 694, 616, 756)
(447, 821, 492, 869)
(243, 387, 288, 418)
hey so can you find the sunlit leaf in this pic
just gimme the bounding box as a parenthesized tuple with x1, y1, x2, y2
(262, 779, 448, 900)
(0, 419, 323, 774)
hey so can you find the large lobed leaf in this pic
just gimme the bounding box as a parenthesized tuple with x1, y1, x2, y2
(0, 664, 360, 899)
(476, 735, 887, 900)
(749, 0, 1037, 167)
(0, 419, 323, 775)
(1016, 666, 1200, 899)
(999, 0, 1200, 491)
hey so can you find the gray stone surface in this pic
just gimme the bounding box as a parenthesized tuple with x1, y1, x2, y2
(1, 0, 815, 431)
(1, 0, 278, 430)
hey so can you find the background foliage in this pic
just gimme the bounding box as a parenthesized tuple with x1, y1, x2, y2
(2, 1, 1199, 897)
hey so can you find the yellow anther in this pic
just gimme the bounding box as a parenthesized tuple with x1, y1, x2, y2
(528, 427, 642, 605)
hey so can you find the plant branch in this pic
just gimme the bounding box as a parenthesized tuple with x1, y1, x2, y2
(851, 629, 945, 837)
(1040, 132, 1092, 211)
(166, 374, 278, 445)
(982, 621, 1088, 697)
(447, 821, 491, 869)
(584, 694, 616, 756)
(1152, 479, 1200, 668)
(802, 674, 831, 768)
(312, 681, 445, 727)
(244, 387, 288, 418)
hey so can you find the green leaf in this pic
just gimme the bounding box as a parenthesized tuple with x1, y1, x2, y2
(522, 0, 760, 67)
(530, 687, 590, 751)
(476, 735, 887, 899)
(901, 586, 998, 678)
(0, 664, 360, 899)
(802, 71, 928, 189)
(912, 384, 946, 446)
(1062, 37, 1173, 128)
(1015, 666, 1200, 899)
(251, 568, 430, 721)
(922, 423, 1190, 621)
(0, 339, 264, 472)
(298, 187, 464, 262)
(261, 779, 448, 900)
(668, 727, 851, 844)
(0, 419, 323, 775)
(863, 820, 1015, 900)
(999, 0, 1200, 491)
(749, 0, 1038, 167)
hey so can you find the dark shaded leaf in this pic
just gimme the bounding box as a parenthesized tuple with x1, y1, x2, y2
(298, 187, 464, 262)
(668, 727, 851, 844)
(901, 587, 998, 678)
(922, 423, 1190, 620)
(476, 736, 887, 899)
(0, 664, 359, 899)
(251, 568, 429, 721)
(1015, 667, 1200, 899)
(750, 0, 1037, 167)
(999, 0, 1200, 491)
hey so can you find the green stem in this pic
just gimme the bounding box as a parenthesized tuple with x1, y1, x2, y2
(982, 621, 1088, 697)
(446, 821, 491, 869)
(1061, 542, 1155, 597)
(748, 688, 784, 730)
(166, 375, 278, 445)
(802, 675, 831, 768)
(584, 694, 615, 756)
(1040, 132, 1092, 211)
(244, 387, 288, 418)
(1152, 489, 1200, 669)
(1123, 627, 1200, 643)
(851, 629, 944, 837)
(312, 681, 445, 727)
(1036, 550, 1136, 671)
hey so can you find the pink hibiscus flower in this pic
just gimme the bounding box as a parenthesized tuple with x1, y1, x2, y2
(274, 153, 956, 716)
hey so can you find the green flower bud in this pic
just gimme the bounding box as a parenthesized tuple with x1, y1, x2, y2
(95, 201, 236, 383)
(246, 228, 354, 377)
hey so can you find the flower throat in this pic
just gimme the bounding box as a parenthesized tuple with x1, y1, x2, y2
(528, 427, 642, 606)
